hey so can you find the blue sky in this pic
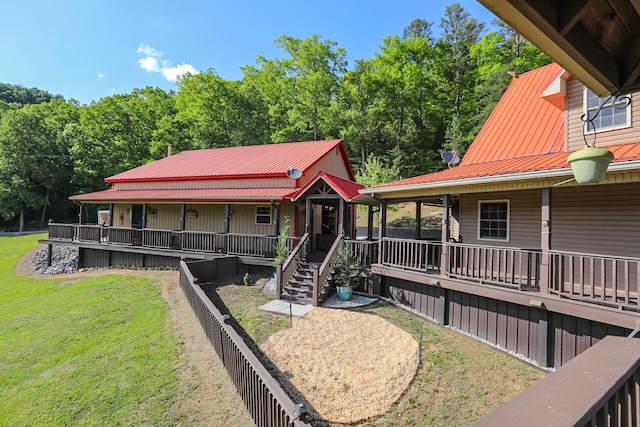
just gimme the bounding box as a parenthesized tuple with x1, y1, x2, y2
(1, 1, 497, 105)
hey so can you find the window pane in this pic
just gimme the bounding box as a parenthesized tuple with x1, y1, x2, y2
(479, 202, 508, 240)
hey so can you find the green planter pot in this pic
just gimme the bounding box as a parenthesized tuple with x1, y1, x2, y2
(567, 145, 614, 184)
(336, 286, 353, 301)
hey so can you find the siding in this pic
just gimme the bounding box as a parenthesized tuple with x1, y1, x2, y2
(566, 78, 640, 151)
(228, 204, 296, 236)
(385, 277, 631, 368)
(184, 204, 225, 232)
(113, 177, 293, 191)
(146, 204, 181, 230)
(459, 190, 542, 249)
(551, 183, 640, 257)
(302, 148, 353, 184)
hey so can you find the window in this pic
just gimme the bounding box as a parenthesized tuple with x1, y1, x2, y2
(478, 200, 509, 241)
(584, 88, 630, 133)
(255, 206, 272, 225)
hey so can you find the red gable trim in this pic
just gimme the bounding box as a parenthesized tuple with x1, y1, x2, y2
(290, 172, 363, 202)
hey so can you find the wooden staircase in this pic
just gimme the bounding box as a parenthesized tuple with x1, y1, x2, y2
(281, 261, 333, 305)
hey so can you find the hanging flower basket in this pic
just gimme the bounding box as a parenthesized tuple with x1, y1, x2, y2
(567, 145, 614, 184)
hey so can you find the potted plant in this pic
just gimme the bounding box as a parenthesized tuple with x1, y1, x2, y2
(272, 218, 291, 279)
(567, 144, 614, 184)
(332, 244, 362, 301)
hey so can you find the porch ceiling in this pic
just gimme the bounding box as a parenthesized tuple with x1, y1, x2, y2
(479, 0, 640, 96)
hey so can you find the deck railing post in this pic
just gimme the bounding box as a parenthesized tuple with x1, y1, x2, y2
(540, 187, 551, 294)
(440, 194, 450, 276)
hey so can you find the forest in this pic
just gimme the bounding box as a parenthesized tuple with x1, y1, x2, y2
(0, 3, 550, 231)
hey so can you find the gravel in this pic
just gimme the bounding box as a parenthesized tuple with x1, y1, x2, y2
(31, 244, 79, 274)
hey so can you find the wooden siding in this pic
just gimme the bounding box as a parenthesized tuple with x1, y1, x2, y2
(113, 204, 132, 227)
(459, 190, 541, 249)
(184, 204, 225, 232)
(146, 204, 181, 231)
(566, 77, 640, 152)
(228, 204, 296, 236)
(385, 277, 631, 368)
(551, 183, 640, 258)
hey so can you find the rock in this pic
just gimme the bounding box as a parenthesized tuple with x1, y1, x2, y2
(32, 245, 79, 274)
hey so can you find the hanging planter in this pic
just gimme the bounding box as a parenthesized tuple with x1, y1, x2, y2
(567, 145, 614, 184)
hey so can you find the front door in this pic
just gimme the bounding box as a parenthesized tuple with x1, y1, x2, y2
(131, 204, 144, 229)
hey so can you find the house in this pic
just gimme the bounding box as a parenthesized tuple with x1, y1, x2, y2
(360, 62, 640, 368)
(46, 140, 375, 297)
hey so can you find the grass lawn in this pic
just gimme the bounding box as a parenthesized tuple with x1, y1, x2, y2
(0, 235, 189, 427)
(217, 283, 546, 427)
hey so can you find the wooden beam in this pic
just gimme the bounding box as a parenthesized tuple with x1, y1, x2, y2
(558, 0, 596, 36)
(608, 0, 640, 36)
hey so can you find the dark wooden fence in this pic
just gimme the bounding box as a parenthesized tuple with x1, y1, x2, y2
(471, 336, 640, 427)
(179, 260, 311, 427)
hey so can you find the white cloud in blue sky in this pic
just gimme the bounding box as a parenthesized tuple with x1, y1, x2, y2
(137, 42, 197, 82)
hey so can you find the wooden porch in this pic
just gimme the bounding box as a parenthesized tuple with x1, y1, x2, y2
(376, 237, 640, 315)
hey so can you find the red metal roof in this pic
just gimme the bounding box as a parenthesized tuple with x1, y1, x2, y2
(462, 63, 566, 165)
(70, 187, 296, 203)
(370, 142, 640, 190)
(290, 172, 364, 202)
(106, 140, 352, 183)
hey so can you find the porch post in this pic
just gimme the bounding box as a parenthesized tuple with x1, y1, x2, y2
(378, 200, 387, 265)
(273, 203, 281, 236)
(540, 188, 551, 293)
(415, 201, 421, 239)
(224, 204, 231, 234)
(78, 203, 84, 225)
(440, 194, 450, 275)
(141, 204, 147, 229)
(180, 204, 186, 231)
(108, 203, 114, 227)
(338, 199, 345, 237)
(367, 205, 374, 240)
(305, 198, 312, 234)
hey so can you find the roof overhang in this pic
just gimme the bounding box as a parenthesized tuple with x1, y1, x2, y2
(70, 188, 296, 204)
(479, 0, 640, 96)
(360, 159, 640, 197)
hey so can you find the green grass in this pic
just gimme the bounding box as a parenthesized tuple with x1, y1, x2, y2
(0, 235, 188, 427)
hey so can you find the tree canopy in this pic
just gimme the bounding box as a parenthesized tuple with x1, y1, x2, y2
(0, 2, 551, 231)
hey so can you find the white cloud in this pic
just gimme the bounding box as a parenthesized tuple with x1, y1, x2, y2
(97, 73, 105, 78)
(137, 42, 163, 58)
(161, 63, 198, 82)
(139, 57, 160, 72)
(136, 42, 198, 82)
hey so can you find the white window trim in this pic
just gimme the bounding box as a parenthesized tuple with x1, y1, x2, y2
(255, 206, 272, 225)
(477, 199, 510, 242)
(583, 86, 631, 135)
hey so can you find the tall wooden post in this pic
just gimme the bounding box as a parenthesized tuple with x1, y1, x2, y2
(78, 203, 84, 225)
(141, 204, 147, 229)
(378, 200, 387, 265)
(440, 194, 450, 274)
(338, 199, 345, 237)
(415, 201, 421, 239)
(273, 203, 281, 236)
(540, 188, 551, 294)
(224, 204, 231, 234)
(108, 203, 114, 226)
(305, 198, 312, 234)
(367, 205, 374, 240)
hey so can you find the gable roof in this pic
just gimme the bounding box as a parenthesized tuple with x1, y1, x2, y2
(106, 139, 353, 183)
(461, 63, 566, 165)
(70, 187, 297, 203)
(290, 172, 365, 202)
(362, 63, 640, 196)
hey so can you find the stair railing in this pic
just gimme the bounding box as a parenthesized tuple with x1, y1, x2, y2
(313, 234, 344, 306)
(277, 233, 310, 298)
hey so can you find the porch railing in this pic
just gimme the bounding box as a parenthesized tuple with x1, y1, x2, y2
(314, 234, 343, 306)
(550, 251, 639, 309)
(343, 239, 378, 267)
(278, 233, 310, 299)
(471, 336, 640, 426)
(447, 243, 541, 290)
(47, 223, 299, 259)
(380, 237, 442, 274)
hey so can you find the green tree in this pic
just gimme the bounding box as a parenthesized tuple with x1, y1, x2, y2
(243, 34, 346, 142)
(0, 100, 78, 230)
(355, 153, 401, 187)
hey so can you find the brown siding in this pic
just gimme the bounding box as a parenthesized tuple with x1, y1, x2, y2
(385, 277, 631, 368)
(566, 78, 640, 151)
(184, 204, 226, 232)
(459, 190, 541, 249)
(551, 183, 640, 258)
(228, 204, 296, 236)
(146, 204, 181, 231)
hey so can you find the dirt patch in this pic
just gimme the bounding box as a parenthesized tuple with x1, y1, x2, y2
(15, 245, 255, 427)
(262, 307, 420, 424)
